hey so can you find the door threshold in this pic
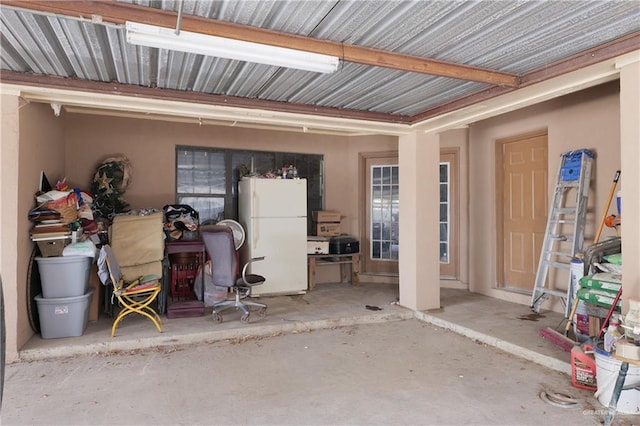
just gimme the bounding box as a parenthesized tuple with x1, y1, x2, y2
(499, 286, 533, 296)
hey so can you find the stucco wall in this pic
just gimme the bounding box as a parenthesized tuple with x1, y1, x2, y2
(63, 115, 396, 234)
(63, 114, 397, 285)
(1, 95, 20, 361)
(2, 100, 66, 361)
(467, 81, 621, 311)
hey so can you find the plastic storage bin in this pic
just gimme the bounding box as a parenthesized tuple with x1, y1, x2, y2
(35, 255, 91, 298)
(35, 288, 94, 339)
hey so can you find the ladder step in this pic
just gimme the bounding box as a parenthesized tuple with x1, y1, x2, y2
(549, 235, 574, 242)
(543, 260, 571, 269)
(542, 250, 574, 258)
(554, 208, 578, 215)
(537, 289, 566, 298)
(549, 219, 577, 224)
(558, 181, 580, 188)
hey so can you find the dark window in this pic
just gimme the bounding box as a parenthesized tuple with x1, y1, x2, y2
(176, 146, 323, 233)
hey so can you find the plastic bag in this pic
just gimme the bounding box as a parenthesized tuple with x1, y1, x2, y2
(62, 240, 97, 258)
(163, 204, 199, 240)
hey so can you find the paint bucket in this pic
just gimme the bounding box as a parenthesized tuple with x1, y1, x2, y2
(594, 345, 640, 414)
(574, 301, 590, 343)
(571, 344, 597, 391)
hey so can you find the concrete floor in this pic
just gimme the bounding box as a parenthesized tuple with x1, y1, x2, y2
(18, 284, 570, 371)
(7, 283, 637, 425)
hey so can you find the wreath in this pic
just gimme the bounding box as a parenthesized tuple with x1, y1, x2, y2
(91, 155, 132, 220)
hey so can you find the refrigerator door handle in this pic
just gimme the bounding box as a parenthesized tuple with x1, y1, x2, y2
(253, 189, 259, 218)
(252, 190, 258, 249)
(253, 217, 258, 249)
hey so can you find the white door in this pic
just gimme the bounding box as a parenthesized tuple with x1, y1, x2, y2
(249, 216, 308, 296)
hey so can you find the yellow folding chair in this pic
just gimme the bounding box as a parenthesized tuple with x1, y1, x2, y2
(97, 245, 162, 337)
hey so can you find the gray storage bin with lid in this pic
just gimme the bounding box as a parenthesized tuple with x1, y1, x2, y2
(35, 255, 91, 298)
(35, 288, 94, 339)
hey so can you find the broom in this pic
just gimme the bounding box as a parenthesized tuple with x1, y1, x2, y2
(535, 264, 583, 351)
(538, 327, 578, 352)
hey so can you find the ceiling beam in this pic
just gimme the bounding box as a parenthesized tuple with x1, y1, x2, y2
(2, 0, 519, 87)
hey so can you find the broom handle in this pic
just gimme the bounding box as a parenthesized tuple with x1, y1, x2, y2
(565, 297, 581, 335)
(598, 287, 623, 339)
(593, 170, 621, 244)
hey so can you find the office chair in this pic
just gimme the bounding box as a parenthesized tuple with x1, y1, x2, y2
(97, 245, 162, 337)
(200, 225, 267, 324)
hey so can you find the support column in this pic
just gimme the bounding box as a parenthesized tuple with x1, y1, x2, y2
(0, 94, 21, 362)
(618, 56, 640, 315)
(398, 131, 440, 311)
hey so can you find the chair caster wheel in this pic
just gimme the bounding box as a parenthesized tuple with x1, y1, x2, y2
(212, 312, 223, 323)
(241, 313, 251, 323)
(258, 307, 267, 318)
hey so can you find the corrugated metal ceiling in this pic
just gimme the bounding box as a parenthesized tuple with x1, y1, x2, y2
(1, 0, 639, 120)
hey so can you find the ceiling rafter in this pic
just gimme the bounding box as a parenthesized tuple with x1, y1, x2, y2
(3, 0, 520, 87)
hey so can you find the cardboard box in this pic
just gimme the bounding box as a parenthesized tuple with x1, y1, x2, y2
(307, 236, 330, 254)
(312, 210, 341, 223)
(35, 237, 71, 257)
(316, 222, 341, 237)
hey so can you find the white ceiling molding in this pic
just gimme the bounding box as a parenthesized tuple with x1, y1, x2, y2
(0, 83, 411, 137)
(614, 50, 640, 69)
(61, 105, 376, 137)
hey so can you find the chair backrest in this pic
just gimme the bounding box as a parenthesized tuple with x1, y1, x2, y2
(97, 244, 123, 288)
(200, 225, 237, 288)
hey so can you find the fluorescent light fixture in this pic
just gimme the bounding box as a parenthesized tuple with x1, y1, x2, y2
(125, 21, 339, 74)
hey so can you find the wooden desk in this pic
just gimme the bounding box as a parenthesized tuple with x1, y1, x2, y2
(308, 253, 360, 290)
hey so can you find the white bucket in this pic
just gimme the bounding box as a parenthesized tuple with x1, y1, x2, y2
(595, 346, 640, 414)
(570, 259, 584, 299)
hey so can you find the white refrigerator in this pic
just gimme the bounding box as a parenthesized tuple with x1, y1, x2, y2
(238, 178, 308, 296)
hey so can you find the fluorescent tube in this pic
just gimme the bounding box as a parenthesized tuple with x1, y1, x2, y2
(125, 22, 339, 74)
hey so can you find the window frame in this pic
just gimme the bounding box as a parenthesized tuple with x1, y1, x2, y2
(175, 145, 324, 232)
